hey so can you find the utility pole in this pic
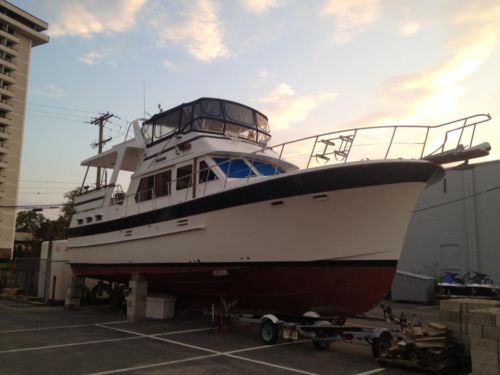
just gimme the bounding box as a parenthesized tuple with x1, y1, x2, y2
(90, 112, 114, 187)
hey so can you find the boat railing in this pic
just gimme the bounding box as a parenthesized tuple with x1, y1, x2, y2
(264, 113, 491, 169)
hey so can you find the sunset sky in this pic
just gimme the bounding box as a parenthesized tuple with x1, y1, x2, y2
(12, 0, 500, 216)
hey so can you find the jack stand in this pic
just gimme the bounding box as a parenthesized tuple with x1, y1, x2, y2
(209, 296, 237, 333)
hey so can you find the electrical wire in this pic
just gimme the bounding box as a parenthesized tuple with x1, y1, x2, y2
(413, 185, 500, 213)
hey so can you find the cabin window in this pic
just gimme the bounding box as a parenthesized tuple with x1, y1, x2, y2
(154, 110, 180, 140)
(251, 160, 283, 176)
(214, 157, 256, 178)
(180, 105, 193, 130)
(155, 170, 171, 197)
(176, 164, 193, 190)
(201, 99, 222, 117)
(199, 161, 218, 183)
(192, 119, 224, 133)
(224, 103, 254, 126)
(142, 124, 154, 144)
(135, 175, 154, 202)
(256, 113, 270, 133)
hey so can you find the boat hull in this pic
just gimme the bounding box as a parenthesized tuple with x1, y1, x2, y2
(71, 261, 396, 316)
(68, 161, 442, 315)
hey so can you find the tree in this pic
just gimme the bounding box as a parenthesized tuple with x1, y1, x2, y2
(15, 210, 47, 233)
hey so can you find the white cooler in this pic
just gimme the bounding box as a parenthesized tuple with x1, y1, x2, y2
(146, 294, 177, 319)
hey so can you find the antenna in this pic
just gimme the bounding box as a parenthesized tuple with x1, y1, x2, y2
(143, 81, 146, 118)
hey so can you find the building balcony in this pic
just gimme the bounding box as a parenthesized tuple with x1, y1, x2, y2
(0, 102, 13, 112)
(0, 43, 18, 58)
(0, 190, 5, 198)
(0, 59, 17, 71)
(0, 72, 15, 84)
(0, 146, 8, 154)
(0, 30, 20, 44)
(0, 131, 10, 140)
(0, 117, 12, 126)
(0, 87, 14, 99)
(0, 161, 8, 169)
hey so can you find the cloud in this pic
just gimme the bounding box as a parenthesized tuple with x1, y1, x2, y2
(258, 69, 270, 78)
(154, 0, 230, 62)
(258, 83, 336, 130)
(399, 21, 420, 36)
(356, 2, 500, 126)
(241, 0, 282, 14)
(163, 59, 177, 71)
(79, 50, 108, 65)
(30, 84, 64, 99)
(321, 0, 381, 43)
(49, 0, 147, 38)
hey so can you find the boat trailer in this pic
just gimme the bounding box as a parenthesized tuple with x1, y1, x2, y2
(211, 303, 411, 358)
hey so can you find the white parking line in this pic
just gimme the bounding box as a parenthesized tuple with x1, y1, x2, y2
(86, 354, 221, 375)
(354, 368, 386, 375)
(0, 321, 127, 334)
(0, 303, 23, 312)
(96, 324, 318, 375)
(0, 336, 143, 354)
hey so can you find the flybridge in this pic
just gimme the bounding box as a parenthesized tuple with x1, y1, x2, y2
(141, 98, 272, 147)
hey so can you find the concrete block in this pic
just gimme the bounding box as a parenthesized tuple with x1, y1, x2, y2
(470, 309, 500, 327)
(440, 310, 461, 323)
(472, 364, 500, 375)
(470, 324, 484, 338)
(462, 334, 471, 356)
(462, 312, 470, 324)
(440, 299, 462, 312)
(445, 322, 461, 337)
(466, 300, 500, 311)
(472, 349, 499, 366)
(472, 338, 499, 353)
(483, 327, 500, 341)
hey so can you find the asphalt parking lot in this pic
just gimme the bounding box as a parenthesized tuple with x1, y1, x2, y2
(0, 299, 442, 375)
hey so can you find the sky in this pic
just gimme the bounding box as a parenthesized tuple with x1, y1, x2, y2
(12, 0, 500, 218)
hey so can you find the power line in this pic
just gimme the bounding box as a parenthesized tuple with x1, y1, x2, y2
(26, 112, 86, 124)
(413, 184, 500, 213)
(27, 102, 100, 115)
(20, 179, 80, 184)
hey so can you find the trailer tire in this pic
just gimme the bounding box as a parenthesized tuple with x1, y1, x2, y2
(260, 319, 279, 345)
(312, 339, 330, 351)
(312, 320, 331, 351)
(371, 331, 392, 358)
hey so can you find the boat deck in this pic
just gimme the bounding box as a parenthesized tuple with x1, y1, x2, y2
(0, 299, 469, 375)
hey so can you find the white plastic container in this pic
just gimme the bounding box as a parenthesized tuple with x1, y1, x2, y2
(146, 294, 176, 319)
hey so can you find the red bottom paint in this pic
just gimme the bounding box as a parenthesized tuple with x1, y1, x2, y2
(71, 264, 397, 316)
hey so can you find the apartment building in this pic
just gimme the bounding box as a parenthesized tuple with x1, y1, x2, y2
(0, 0, 48, 258)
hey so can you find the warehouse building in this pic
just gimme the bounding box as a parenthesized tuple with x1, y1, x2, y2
(395, 159, 500, 292)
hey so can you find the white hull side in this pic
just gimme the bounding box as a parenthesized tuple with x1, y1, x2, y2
(68, 181, 425, 265)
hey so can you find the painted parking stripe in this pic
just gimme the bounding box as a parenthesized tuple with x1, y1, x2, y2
(0, 336, 143, 354)
(97, 324, 318, 375)
(0, 303, 23, 312)
(86, 354, 221, 375)
(354, 368, 386, 375)
(0, 320, 127, 334)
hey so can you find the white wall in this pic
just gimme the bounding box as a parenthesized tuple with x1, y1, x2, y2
(397, 159, 500, 283)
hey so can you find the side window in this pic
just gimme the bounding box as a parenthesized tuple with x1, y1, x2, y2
(199, 160, 218, 183)
(135, 175, 154, 202)
(155, 170, 171, 197)
(214, 157, 256, 178)
(176, 164, 193, 190)
(251, 160, 283, 176)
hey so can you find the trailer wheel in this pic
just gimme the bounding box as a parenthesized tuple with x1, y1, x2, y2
(260, 319, 279, 345)
(371, 331, 392, 358)
(312, 320, 331, 351)
(312, 339, 330, 351)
